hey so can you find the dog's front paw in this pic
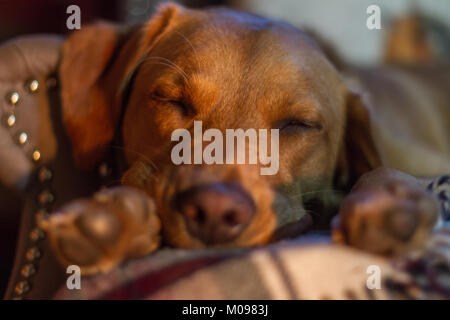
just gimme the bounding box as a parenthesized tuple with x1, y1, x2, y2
(333, 179, 439, 256)
(39, 187, 161, 275)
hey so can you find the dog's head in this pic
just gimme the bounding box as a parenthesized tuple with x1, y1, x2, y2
(59, 3, 380, 248)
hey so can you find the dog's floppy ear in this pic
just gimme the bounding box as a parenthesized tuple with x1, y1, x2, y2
(59, 3, 181, 169)
(336, 90, 382, 188)
(59, 21, 125, 170)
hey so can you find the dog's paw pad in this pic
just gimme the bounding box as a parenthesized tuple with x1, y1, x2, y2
(334, 180, 439, 255)
(75, 209, 122, 246)
(40, 200, 124, 274)
(41, 187, 161, 275)
(57, 233, 103, 267)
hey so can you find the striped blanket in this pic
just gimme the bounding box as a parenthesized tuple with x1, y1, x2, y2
(54, 229, 450, 300)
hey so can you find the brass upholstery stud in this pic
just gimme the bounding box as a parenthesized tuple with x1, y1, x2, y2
(27, 79, 39, 93)
(35, 209, 50, 223)
(25, 247, 41, 261)
(32, 149, 41, 162)
(3, 114, 16, 127)
(6, 91, 20, 105)
(38, 190, 54, 205)
(38, 167, 52, 182)
(14, 281, 30, 295)
(20, 264, 36, 278)
(29, 228, 45, 242)
(17, 132, 28, 145)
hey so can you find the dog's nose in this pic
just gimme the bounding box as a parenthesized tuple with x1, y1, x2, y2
(174, 183, 255, 244)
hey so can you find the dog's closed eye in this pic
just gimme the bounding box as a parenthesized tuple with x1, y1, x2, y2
(150, 90, 192, 116)
(278, 118, 323, 134)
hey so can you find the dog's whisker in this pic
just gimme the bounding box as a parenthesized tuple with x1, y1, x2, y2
(143, 55, 184, 71)
(143, 57, 189, 82)
(173, 30, 200, 70)
(147, 61, 188, 82)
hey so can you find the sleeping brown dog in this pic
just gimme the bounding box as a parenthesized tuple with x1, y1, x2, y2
(40, 3, 450, 274)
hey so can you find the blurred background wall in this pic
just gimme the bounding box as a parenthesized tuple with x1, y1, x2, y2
(233, 0, 450, 65)
(0, 0, 448, 65)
